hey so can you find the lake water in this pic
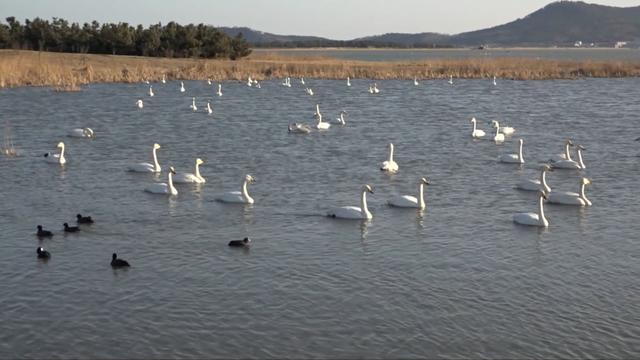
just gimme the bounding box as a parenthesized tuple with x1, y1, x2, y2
(1, 77, 639, 358)
(253, 48, 640, 62)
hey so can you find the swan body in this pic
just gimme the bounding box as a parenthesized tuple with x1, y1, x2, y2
(190, 97, 197, 112)
(180, 81, 186, 92)
(335, 111, 346, 125)
(547, 177, 592, 206)
(216, 84, 223, 96)
(491, 121, 505, 144)
(492, 120, 515, 135)
(347, 77, 351, 87)
(328, 185, 374, 220)
(470, 117, 486, 138)
(513, 192, 549, 227)
(552, 145, 586, 170)
(44, 142, 66, 165)
(206, 102, 213, 115)
(373, 83, 380, 93)
(388, 178, 429, 209)
(314, 105, 330, 130)
(288, 123, 311, 134)
(173, 158, 206, 184)
(128, 143, 161, 172)
(215, 175, 255, 204)
(136, 99, 144, 109)
(148, 86, 154, 97)
(68, 128, 95, 139)
(145, 166, 177, 195)
(499, 138, 525, 164)
(517, 164, 552, 193)
(380, 143, 399, 173)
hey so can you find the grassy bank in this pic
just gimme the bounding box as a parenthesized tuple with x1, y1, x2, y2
(1, 49, 639, 89)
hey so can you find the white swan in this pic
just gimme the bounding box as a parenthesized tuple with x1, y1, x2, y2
(216, 84, 223, 96)
(470, 117, 486, 138)
(551, 140, 574, 162)
(347, 76, 351, 87)
(305, 88, 314, 96)
(327, 185, 374, 220)
(128, 143, 161, 172)
(517, 164, 552, 193)
(498, 138, 525, 164)
(247, 77, 253, 87)
(316, 113, 331, 130)
(448, 75, 454, 85)
(380, 143, 399, 173)
(68, 127, 95, 139)
(368, 85, 374, 94)
(547, 177, 592, 206)
(161, 74, 166, 84)
(207, 78, 212, 85)
(492, 76, 497, 86)
(215, 175, 255, 204)
(190, 97, 197, 112)
(44, 142, 66, 165)
(173, 158, 206, 184)
(255, 81, 261, 88)
(388, 178, 429, 209)
(513, 191, 549, 227)
(552, 145, 586, 170)
(180, 81, 185, 93)
(206, 102, 213, 115)
(492, 120, 515, 135)
(335, 111, 347, 125)
(288, 123, 311, 134)
(300, 77, 305, 85)
(491, 121, 505, 144)
(148, 86, 154, 97)
(136, 99, 144, 109)
(373, 83, 380, 93)
(413, 77, 419, 86)
(145, 166, 177, 195)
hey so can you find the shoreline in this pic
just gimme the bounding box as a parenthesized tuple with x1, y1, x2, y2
(1, 49, 639, 89)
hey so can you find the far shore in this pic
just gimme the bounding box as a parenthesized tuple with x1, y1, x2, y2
(252, 46, 638, 51)
(1, 49, 639, 89)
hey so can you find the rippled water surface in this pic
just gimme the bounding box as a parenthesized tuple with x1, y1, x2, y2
(1, 78, 639, 358)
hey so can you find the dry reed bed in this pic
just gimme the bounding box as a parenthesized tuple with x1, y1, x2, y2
(1, 50, 639, 89)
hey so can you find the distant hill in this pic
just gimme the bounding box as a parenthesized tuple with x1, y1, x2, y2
(220, 1, 640, 48)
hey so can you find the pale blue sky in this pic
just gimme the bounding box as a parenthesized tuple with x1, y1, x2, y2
(0, 0, 638, 39)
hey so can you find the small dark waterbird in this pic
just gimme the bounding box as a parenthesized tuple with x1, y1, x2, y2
(228, 237, 251, 247)
(76, 214, 94, 224)
(63, 223, 80, 233)
(37, 247, 51, 259)
(36, 225, 53, 238)
(111, 253, 130, 268)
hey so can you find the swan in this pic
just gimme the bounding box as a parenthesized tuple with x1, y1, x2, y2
(180, 81, 185, 93)
(305, 88, 314, 96)
(335, 111, 347, 125)
(380, 143, 399, 173)
(491, 121, 505, 144)
(161, 74, 166, 84)
(145, 166, 177, 195)
(207, 78, 212, 85)
(368, 85, 374, 94)
(373, 83, 380, 93)
(316, 113, 331, 130)
(327, 185, 374, 220)
(492, 76, 497, 86)
(388, 178, 429, 209)
(247, 77, 253, 87)
(552, 145, 586, 170)
(347, 76, 351, 87)
(215, 174, 255, 204)
(288, 123, 311, 134)
(128, 143, 161, 172)
(173, 158, 205, 184)
(190, 97, 197, 112)
(470, 117, 486, 138)
(414, 77, 419, 86)
(517, 164, 552, 192)
(448, 75, 454, 85)
(547, 177, 592, 206)
(551, 139, 574, 162)
(255, 81, 261, 88)
(286, 77, 291, 87)
(513, 191, 549, 227)
(136, 99, 144, 109)
(68, 128, 95, 139)
(44, 142, 66, 165)
(216, 84, 223, 96)
(492, 120, 515, 135)
(148, 85, 154, 97)
(300, 77, 305, 85)
(206, 102, 213, 115)
(498, 138, 525, 164)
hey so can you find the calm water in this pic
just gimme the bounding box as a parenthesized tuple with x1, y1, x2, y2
(254, 48, 640, 62)
(1, 77, 639, 358)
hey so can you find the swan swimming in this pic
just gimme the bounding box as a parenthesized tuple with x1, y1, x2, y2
(335, 111, 347, 125)
(207, 78, 212, 85)
(173, 158, 206, 184)
(552, 145, 586, 170)
(145, 166, 177, 195)
(492, 76, 497, 86)
(288, 123, 312, 134)
(316, 112, 331, 130)
(551, 139, 574, 162)
(380, 143, 399, 173)
(413, 77, 419, 86)
(491, 120, 515, 135)
(216, 83, 223, 96)
(470, 117, 486, 138)
(148, 86, 154, 97)
(327, 185, 374, 220)
(190, 97, 197, 112)
(368, 85, 374, 94)
(491, 120, 505, 144)
(215, 175, 255, 204)
(136, 99, 144, 109)
(300, 77, 305, 85)
(305, 88, 314, 96)
(373, 83, 380, 93)
(513, 191, 549, 227)
(44, 142, 66, 165)
(247, 77, 253, 87)
(206, 102, 213, 115)
(448, 75, 454, 85)
(128, 143, 161, 172)
(517, 164, 552, 193)
(547, 177, 592, 206)
(68, 127, 95, 139)
(161, 74, 166, 84)
(498, 138, 525, 164)
(388, 177, 430, 210)
(347, 76, 351, 87)
(180, 81, 185, 93)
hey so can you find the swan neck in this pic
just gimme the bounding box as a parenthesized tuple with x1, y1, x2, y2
(361, 190, 371, 218)
(579, 182, 590, 203)
(168, 171, 176, 193)
(472, 120, 477, 132)
(564, 143, 573, 161)
(242, 179, 252, 202)
(541, 170, 550, 193)
(495, 125, 500, 137)
(518, 141, 524, 162)
(538, 195, 547, 225)
(388, 145, 394, 162)
(195, 161, 201, 179)
(577, 149, 585, 169)
(152, 147, 160, 171)
(418, 183, 425, 209)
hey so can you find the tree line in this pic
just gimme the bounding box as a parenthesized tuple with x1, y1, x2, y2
(0, 17, 252, 59)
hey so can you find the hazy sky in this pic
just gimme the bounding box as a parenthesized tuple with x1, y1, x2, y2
(1, 0, 638, 39)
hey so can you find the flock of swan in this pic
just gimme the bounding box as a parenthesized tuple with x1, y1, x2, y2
(37, 74, 594, 246)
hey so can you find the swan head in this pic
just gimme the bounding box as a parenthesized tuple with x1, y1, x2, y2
(581, 177, 592, 186)
(541, 164, 553, 172)
(245, 174, 255, 184)
(565, 139, 574, 146)
(196, 158, 204, 165)
(136, 99, 143, 104)
(363, 184, 374, 194)
(420, 177, 430, 185)
(83, 128, 94, 138)
(153, 143, 161, 150)
(519, 138, 524, 145)
(169, 166, 176, 175)
(470, 117, 476, 123)
(490, 120, 499, 128)
(577, 145, 586, 151)
(388, 143, 394, 150)
(539, 191, 547, 200)
(57, 142, 64, 148)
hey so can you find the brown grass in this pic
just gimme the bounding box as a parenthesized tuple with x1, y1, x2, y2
(1, 49, 639, 89)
